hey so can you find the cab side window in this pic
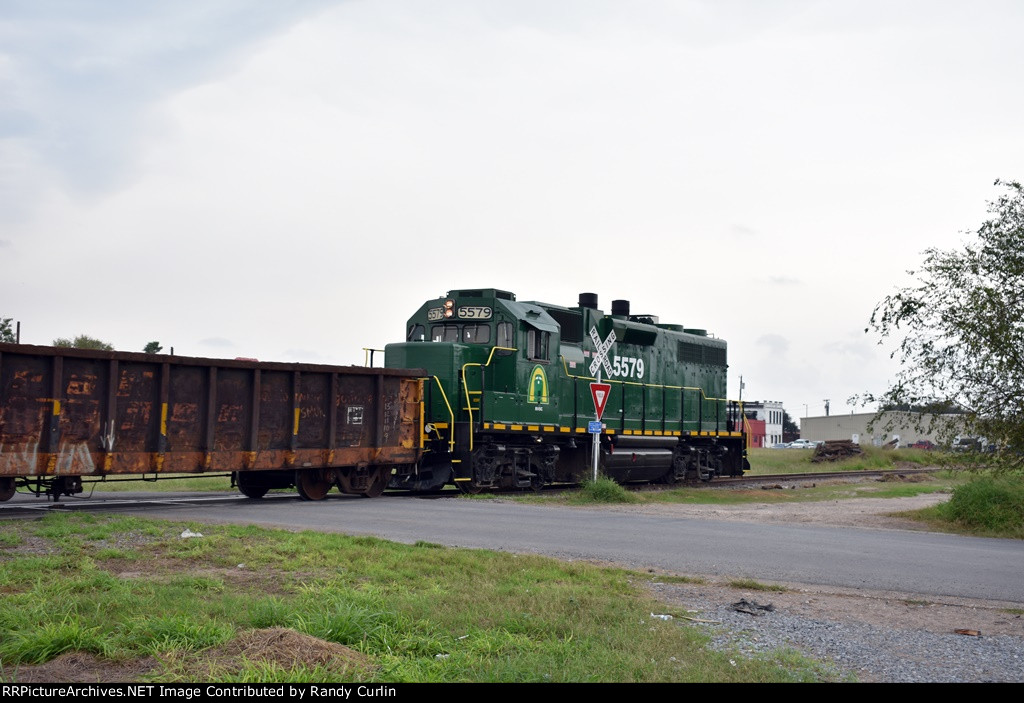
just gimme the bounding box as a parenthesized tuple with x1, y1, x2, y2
(496, 322, 514, 354)
(527, 329, 550, 361)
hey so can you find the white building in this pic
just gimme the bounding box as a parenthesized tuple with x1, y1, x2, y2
(800, 411, 964, 447)
(742, 400, 785, 447)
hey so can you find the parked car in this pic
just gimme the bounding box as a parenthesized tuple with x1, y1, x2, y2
(788, 439, 819, 449)
(950, 437, 991, 454)
(909, 440, 936, 450)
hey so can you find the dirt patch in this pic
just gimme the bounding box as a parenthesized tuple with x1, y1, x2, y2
(168, 627, 375, 679)
(11, 652, 161, 683)
(10, 628, 374, 683)
(602, 491, 952, 531)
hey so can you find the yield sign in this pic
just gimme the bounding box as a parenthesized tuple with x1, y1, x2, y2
(590, 382, 612, 420)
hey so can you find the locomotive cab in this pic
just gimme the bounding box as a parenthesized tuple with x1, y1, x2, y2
(385, 289, 566, 490)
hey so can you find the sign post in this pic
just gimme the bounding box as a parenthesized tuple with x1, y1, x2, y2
(587, 327, 616, 481)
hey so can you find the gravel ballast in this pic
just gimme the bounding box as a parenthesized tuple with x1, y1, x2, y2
(649, 580, 1024, 683)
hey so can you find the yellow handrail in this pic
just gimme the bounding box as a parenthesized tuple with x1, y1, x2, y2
(426, 376, 457, 453)
(460, 346, 517, 452)
(742, 411, 755, 449)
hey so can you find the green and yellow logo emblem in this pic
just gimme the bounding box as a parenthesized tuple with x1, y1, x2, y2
(528, 365, 549, 404)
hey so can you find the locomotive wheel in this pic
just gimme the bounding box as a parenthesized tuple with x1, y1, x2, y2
(296, 470, 332, 501)
(236, 472, 269, 499)
(0, 478, 15, 502)
(455, 479, 483, 495)
(360, 467, 389, 498)
(529, 469, 544, 492)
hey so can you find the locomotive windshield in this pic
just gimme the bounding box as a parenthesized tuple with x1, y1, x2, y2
(430, 323, 491, 344)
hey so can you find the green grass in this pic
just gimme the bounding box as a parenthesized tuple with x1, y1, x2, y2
(520, 474, 958, 510)
(456, 491, 499, 500)
(746, 448, 817, 474)
(0, 513, 840, 683)
(746, 446, 946, 475)
(78, 474, 240, 493)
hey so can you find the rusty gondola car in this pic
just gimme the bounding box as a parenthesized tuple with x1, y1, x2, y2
(0, 343, 422, 501)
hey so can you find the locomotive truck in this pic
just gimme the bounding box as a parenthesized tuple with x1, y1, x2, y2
(0, 289, 746, 502)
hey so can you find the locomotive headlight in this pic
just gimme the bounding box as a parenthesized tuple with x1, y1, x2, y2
(444, 309, 454, 318)
(444, 299, 455, 309)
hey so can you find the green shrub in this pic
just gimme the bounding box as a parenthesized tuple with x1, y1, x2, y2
(571, 478, 639, 504)
(935, 477, 1024, 536)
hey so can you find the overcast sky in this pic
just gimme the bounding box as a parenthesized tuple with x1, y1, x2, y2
(2, 0, 1022, 421)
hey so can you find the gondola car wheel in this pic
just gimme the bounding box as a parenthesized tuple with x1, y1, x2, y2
(361, 467, 389, 498)
(296, 470, 332, 501)
(236, 472, 269, 499)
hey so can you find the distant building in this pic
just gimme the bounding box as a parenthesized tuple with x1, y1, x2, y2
(744, 418, 766, 448)
(742, 400, 784, 447)
(800, 411, 964, 447)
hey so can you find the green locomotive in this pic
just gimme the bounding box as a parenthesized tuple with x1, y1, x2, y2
(385, 289, 749, 492)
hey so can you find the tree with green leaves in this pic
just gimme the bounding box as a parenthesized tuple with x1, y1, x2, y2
(53, 335, 115, 351)
(0, 317, 14, 343)
(143, 341, 163, 354)
(782, 410, 799, 437)
(868, 179, 1024, 466)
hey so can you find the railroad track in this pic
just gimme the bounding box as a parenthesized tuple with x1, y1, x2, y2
(0, 467, 943, 518)
(662, 466, 941, 489)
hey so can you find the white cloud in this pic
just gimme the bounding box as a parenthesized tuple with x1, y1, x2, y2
(2, 0, 1022, 412)
(0, 0, 341, 218)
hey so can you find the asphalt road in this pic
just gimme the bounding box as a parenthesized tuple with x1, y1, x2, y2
(11, 491, 1020, 603)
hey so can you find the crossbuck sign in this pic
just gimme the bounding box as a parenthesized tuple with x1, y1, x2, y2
(588, 327, 616, 378)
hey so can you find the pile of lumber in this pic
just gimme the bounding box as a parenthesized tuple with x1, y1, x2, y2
(811, 440, 864, 463)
